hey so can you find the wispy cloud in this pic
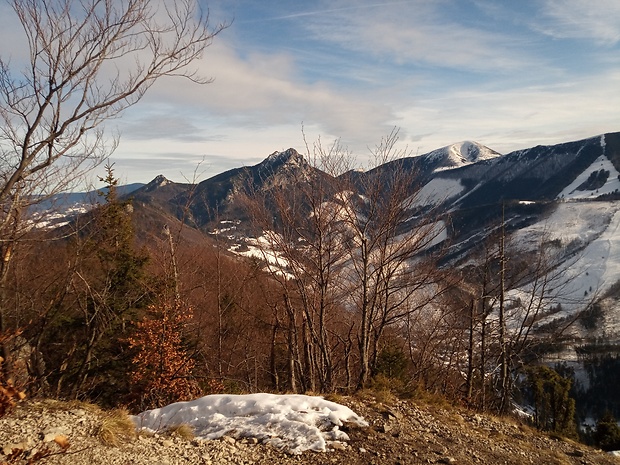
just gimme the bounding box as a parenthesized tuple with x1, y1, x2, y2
(121, 114, 223, 143)
(3, 0, 618, 183)
(240, 1, 417, 23)
(536, 0, 620, 44)
(398, 69, 620, 154)
(297, 0, 535, 73)
(142, 41, 397, 146)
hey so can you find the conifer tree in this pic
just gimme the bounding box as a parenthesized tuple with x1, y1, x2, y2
(51, 164, 150, 400)
(527, 365, 577, 438)
(594, 412, 620, 451)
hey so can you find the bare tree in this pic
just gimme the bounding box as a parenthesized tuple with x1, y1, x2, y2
(461, 211, 588, 412)
(338, 130, 451, 389)
(242, 140, 353, 392)
(496, 227, 587, 412)
(243, 131, 453, 392)
(0, 0, 226, 382)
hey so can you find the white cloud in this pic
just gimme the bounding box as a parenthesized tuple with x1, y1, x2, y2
(121, 114, 218, 142)
(141, 40, 397, 147)
(3, 0, 619, 184)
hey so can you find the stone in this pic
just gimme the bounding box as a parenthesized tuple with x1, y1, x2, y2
(223, 435, 236, 445)
(3, 441, 29, 456)
(439, 457, 457, 464)
(42, 426, 68, 442)
(381, 422, 393, 433)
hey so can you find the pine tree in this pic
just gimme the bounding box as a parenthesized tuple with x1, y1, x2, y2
(594, 412, 620, 451)
(51, 164, 150, 401)
(527, 365, 577, 438)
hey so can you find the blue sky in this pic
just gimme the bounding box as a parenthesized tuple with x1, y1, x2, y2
(2, 0, 620, 184)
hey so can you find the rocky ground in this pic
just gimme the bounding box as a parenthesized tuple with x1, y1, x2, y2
(1, 394, 619, 465)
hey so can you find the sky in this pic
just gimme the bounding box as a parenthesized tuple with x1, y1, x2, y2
(2, 0, 620, 185)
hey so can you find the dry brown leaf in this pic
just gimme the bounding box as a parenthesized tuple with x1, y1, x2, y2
(54, 434, 70, 450)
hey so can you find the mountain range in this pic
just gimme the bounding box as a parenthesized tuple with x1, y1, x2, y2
(50, 131, 620, 344)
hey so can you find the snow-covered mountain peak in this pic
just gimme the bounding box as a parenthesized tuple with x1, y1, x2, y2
(426, 141, 501, 170)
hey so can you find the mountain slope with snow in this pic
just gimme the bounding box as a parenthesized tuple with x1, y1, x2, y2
(425, 141, 501, 170)
(50, 131, 620, 333)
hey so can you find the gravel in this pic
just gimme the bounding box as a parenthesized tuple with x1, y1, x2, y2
(1, 397, 619, 465)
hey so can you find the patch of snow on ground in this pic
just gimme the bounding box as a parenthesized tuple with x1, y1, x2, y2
(511, 202, 620, 317)
(411, 178, 464, 207)
(132, 393, 368, 455)
(234, 232, 294, 278)
(513, 202, 614, 252)
(553, 203, 620, 311)
(423, 220, 448, 248)
(557, 152, 620, 200)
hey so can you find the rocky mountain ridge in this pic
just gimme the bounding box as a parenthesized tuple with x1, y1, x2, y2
(43, 132, 620, 325)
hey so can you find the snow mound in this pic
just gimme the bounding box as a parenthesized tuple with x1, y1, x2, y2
(131, 393, 368, 455)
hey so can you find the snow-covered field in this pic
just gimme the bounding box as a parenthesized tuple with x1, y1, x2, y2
(132, 393, 368, 455)
(511, 201, 620, 326)
(412, 178, 464, 207)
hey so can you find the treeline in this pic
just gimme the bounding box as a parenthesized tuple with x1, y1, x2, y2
(1, 167, 279, 409)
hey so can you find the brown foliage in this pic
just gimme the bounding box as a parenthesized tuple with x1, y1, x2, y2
(127, 302, 200, 409)
(0, 357, 26, 418)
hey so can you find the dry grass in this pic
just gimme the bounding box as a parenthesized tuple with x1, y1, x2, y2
(323, 392, 345, 404)
(98, 408, 137, 446)
(37, 399, 102, 413)
(356, 387, 398, 406)
(549, 451, 574, 465)
(167, 423, 194, 440)
(408, 387, 452, 410)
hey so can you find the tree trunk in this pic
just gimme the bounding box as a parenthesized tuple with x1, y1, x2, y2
(498, 205, 510, 413)
(466, 298, 476, 403)
(284, 295, 299, 392)
(269, 322, 280, 391)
